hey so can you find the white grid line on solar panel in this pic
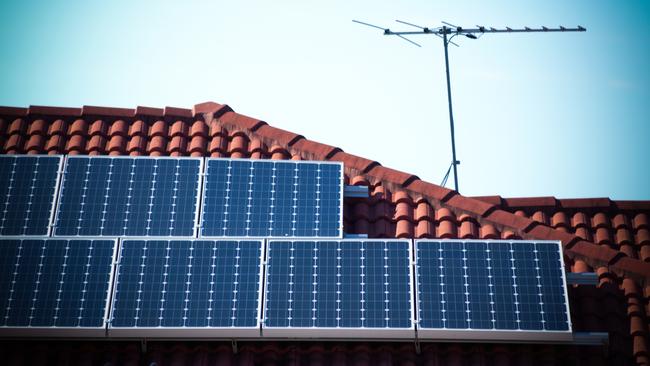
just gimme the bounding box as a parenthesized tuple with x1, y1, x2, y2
(53, 156, 202, 238)
(107, 239, 264, 338)
(199, 158, 344, 239)
(0, 155, 62, 237)
(262, 239, 415, 339)
(414, 240, 572, 342)
(0, 238, 116, 337)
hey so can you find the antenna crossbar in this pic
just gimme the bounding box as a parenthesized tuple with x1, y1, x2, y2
(352, 20, 586, 192)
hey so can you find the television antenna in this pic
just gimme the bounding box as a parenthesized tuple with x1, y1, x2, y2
(352, 20, 586, 193)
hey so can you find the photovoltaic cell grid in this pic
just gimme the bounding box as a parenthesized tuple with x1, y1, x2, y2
(0, 238, 115, 329)
(264, 240, 413, 335)
(110, 239, 263, 331)
(415, 240, 570, 333)
(0, 155, 61, 236)
(54, 156, 202, 237)
(200, 159, 343, 238)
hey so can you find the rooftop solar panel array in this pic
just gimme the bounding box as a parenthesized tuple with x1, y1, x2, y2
(415, 240, 571, 342)
(200, 159, 343, 238)
(0, 155, 61, 236)
(109, 239, 263, 337)
(54, 156, 202, 237)
(263, 240, 414, 338)
(0, 238, 116, 337)
(0, 153, 576, 343)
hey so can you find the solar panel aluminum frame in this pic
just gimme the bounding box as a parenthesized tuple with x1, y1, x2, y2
(261, 239, 416, 339)
(0, 154, 63, 237)
(52, 155, 204, 238)
(0, 237, 118, 338)
(413, 239, 573, 343)
(106, 238, 265, 339)
(199, 158, 345, 239)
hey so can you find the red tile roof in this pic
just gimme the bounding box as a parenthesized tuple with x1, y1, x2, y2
(1, 101, 649, 365)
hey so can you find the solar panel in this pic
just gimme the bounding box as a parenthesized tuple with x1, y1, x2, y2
(0, 155, 62, 236)
(415, 240, 572, 342)
(0, 238, 116, 337)
(263, 239, 414, 338)
(200, 159, 343, 238)
(109, 239, 264, 337)
(54, 156, 202, 237)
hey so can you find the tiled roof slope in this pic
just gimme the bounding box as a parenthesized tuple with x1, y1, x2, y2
(1, 101, 649, 365)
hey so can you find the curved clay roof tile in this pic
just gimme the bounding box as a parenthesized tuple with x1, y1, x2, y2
(592, 212, 610, 229)
(150, 120, 168, 137)
(27, 119, 47, 136)
(129, 120, 148, 137)
(88, 120, 108, 137)
(190, 120, 208, 138)
(551, 211, 569, 229)
(415, 220, 434, 238)
(8, 118, 26, 136)
(25, 135, 45, 153)
(48, 119, 67, 136)
(108, 120, 128, 137)
(169, 120, 188, 138)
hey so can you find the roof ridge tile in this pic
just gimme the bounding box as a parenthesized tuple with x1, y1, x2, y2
(290, 139, 341, 161)
(135, 106, 164, 118)
(365, 166, 419, 188)
(28, 105, 81, 117)
(329, 151, 379, 174)
(163, 106, 193, 119)
(218, 111, 266, 131)
(193, 101, 232, 118)
(253, 124, 304, 147)
(82, 105, 135, 118)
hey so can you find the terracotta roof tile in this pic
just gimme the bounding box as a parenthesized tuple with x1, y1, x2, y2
(484, 209, 537, 232)
(65, 135, 86, 153)
(0, 106, 27, 116)
(28, 105, 81, 117)
(329, 151, 379, 174)
(270, 144, 289, 160)
(291, 139, 341, 160)
(82, 105, 134, 118)
(48, 119, 68, 137)
(503, 196, 558, 208)
(253, 124, 304, 147)
(25, 134, 45, 153)
(109, 120, 128, 137)
(406, 179, 456, 202)
(163, 106, 192, 119)
(365, 166, 419, 187)
(127, 135, 146, 155)
(27, 119, 47, 136)
(88, 120, 108, 137)
(135, 106, 164, 117)
(192, 101, 232, 117)
(218, 110, 266, 131)
(168, 135, 187, 156)
(445, 194, 497, 217)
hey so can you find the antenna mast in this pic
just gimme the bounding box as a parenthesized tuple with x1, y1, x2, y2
(353, 20, 586, 193)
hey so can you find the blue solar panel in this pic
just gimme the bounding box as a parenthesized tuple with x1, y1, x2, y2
(415, 240, 571, 341)
(0, 238, 116, 336)
(109, 239, 263, 337)
(54, 156, 202, 237)
(263, 240, 414, 338)
(200, 159, 343, 238)
(0, 155, 61, 236)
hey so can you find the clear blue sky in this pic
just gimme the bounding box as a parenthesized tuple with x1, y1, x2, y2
(1, 0, 648, 200)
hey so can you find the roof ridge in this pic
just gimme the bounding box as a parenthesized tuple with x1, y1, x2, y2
(473, 195, 650, 211)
